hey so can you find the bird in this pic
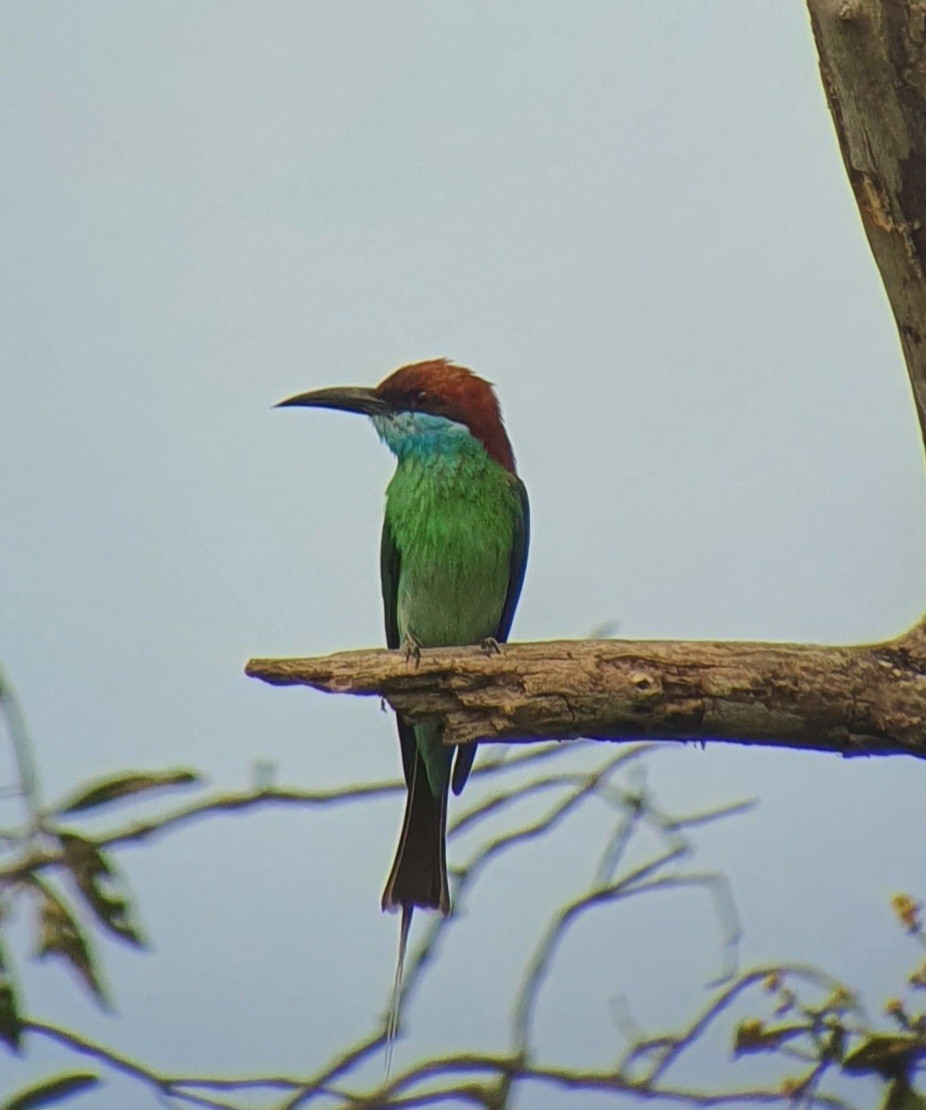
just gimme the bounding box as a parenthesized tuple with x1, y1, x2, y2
(276, 360, 529, 935)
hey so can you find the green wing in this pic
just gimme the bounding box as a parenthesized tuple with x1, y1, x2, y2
(451, 476, 530, 794)
(381, 515, 402, 652)
(381, 518, 418, 789)
(497, 477, 530, 642)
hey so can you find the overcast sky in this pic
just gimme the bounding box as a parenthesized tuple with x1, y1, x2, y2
(1, 3, 924, 1107)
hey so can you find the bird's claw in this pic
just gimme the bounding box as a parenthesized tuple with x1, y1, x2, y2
(480, 636, 501, 656)
(402, 634, 422, 669)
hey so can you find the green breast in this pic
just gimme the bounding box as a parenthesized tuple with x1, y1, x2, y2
(385, 449, 520, 648)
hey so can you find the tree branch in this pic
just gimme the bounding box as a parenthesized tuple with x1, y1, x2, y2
(248, 1, 926, 761)
(246, 618, 926, 758)
(806, 0, 926, 437)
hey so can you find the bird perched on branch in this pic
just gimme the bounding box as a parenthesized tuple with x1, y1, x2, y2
(276, 360, 529, 936)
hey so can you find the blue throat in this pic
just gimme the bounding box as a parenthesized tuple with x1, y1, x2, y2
(371, 411, 480, 463)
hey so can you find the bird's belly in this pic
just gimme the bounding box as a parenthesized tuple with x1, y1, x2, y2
(397, 532, 509, 649)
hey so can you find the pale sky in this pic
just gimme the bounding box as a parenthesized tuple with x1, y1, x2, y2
(1, 3, 923, 1107)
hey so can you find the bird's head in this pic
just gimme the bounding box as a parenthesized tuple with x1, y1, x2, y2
(276, 359, 517, 473)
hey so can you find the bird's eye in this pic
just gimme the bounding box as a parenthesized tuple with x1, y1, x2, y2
(416, 389, 429, 403)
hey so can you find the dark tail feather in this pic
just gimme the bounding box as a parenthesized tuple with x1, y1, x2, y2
(381, 753, 450, 915)
(452, 741, 478, 795)
(381, 758, 448, 1072)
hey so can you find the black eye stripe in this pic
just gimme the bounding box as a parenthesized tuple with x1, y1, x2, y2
(386, 389, 432, 410)
(381, 388, 464, 423)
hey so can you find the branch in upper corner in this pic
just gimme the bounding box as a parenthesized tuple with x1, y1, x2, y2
(806, 0, 926, 445)
(246, 616, 926, 759)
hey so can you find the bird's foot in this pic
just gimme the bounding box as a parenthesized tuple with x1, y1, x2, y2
(480, 636, 502, 656)
(402, 633, 422, 669)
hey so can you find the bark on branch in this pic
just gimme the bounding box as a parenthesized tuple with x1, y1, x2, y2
(248, 2, 926, 760)
(247, 620, 926, 758)
(807, 0, 926, 429)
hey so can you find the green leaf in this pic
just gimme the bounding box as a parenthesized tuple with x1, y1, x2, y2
(2, 1072, 100, 1109)
(55, 769, 200, 814)
(881, 1078, 926, 1110)
(32, 883, 109, 1007)
(57, 834, 145, 948)
(822, 1021, 846, 1062)
(0, 939, 22, 1052)
(844, 1033, 926, 1077)
(733, 1019, 807, 1055)
(0, 979, 21, 1053)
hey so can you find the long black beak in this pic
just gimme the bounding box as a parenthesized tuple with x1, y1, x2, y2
(274, 386, 389, 416)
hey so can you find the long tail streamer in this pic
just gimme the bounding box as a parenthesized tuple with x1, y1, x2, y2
(385, 904, 414, 1074)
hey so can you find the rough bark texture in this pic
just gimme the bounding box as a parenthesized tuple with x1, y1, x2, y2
(247, 620, 926, 758)
(807, 0, 926, 429)
(248, 1, 926, 759)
